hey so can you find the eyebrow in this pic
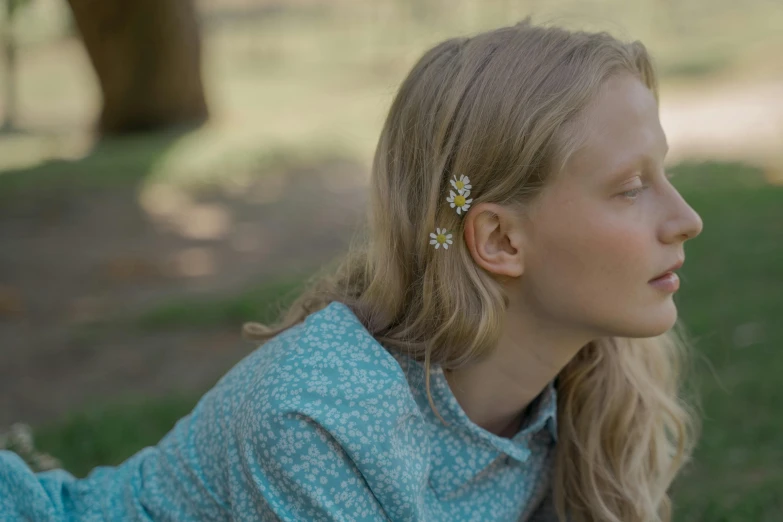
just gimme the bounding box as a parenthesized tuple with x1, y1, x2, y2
(606, 142, 669, 182)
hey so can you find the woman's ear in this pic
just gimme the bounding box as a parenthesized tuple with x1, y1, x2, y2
(463, 202, 525, 278)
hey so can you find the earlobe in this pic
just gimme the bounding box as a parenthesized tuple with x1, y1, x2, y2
(464, 203, 525, 278)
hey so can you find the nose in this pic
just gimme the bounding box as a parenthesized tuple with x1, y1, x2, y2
(660, 186, 703, 244)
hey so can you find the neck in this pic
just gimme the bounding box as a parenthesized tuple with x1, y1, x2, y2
(444, 301, 592, 438)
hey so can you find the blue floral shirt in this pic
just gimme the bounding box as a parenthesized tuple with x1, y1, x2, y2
(1, 301, 558, 521)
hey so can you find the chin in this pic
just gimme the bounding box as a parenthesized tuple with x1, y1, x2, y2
(603, 299, 679, 338)
(632, 300, 679, 337)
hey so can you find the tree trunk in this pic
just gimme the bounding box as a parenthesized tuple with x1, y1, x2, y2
(2, 0, 22, 130)
(66, 0, 208, 134)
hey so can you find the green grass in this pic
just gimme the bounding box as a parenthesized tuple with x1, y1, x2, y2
(136, 276, 309, 330)
(0, 130, 185, 196)
(17, 161, 782, 519)
(669, 162, 783, 520)
(0, 128, 359, 200)
(25, 275, 313, 478)
(32, 395, 198, 479)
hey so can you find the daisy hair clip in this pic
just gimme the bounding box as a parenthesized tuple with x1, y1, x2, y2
(430, 174, 473, 251)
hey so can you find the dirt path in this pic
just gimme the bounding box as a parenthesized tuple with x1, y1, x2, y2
(660, 78, 783, 183)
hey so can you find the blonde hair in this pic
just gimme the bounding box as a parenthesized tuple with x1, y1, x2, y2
(245, 19, 698, 522)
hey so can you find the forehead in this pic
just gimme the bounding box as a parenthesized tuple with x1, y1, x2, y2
(562, 74, 667, 179)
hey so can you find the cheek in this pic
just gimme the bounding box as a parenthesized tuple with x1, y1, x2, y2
(519, 191, 675, 336)
(526, 204, 651, 312)
(538, 210, 646, 279)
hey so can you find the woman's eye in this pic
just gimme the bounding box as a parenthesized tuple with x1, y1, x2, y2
(621, 186, 647, 199)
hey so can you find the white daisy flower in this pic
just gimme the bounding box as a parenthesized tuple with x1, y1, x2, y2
(446, 189, 473, 215)
(450, 174, 472, 195)
(429, 228, 453, 250)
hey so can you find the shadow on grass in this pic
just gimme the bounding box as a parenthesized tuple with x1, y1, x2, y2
(0, 128, 189, 197)
(0, 123, 369, 429)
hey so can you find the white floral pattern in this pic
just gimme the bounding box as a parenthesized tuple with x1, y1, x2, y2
(0, 302, 558, 521)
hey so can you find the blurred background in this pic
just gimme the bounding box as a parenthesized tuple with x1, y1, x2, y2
(0, 0, 781, 519)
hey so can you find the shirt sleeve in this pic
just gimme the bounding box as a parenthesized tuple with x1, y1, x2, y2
(227, 407, 391, 522)
(0, 449, 62, 522)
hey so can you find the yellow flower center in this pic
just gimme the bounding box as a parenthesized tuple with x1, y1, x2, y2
(455, 180, 465, 190)
(454, 195, 466, 207)
(436, 233, 447, 244)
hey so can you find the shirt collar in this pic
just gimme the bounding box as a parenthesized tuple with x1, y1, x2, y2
(520, 377, 559, 443)
(425, 362, 559, 461)
(328, 301, 559, 451)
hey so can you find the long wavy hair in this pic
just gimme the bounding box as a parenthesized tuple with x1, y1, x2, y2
(245, 19, 699, 522)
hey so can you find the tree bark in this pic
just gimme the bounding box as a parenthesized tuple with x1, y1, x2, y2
(66, 0, 208, 134)
(2, 0, 23, 130)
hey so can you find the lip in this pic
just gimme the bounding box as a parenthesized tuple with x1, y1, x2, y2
(649, 272, 680, 292)
(649, 259, 684, 282)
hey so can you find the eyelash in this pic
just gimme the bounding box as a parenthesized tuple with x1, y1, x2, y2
(620, 186, 648, 199)
(618, 171, 674, 200)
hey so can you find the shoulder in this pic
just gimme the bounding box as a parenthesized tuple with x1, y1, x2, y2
(225, 302, 424, 450)
(244, 302, 418, 417)
(226, 302, 429, 520)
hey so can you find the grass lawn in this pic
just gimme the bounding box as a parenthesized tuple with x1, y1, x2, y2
(15, 161, 781, 520)
(668, 162, 783, 520)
